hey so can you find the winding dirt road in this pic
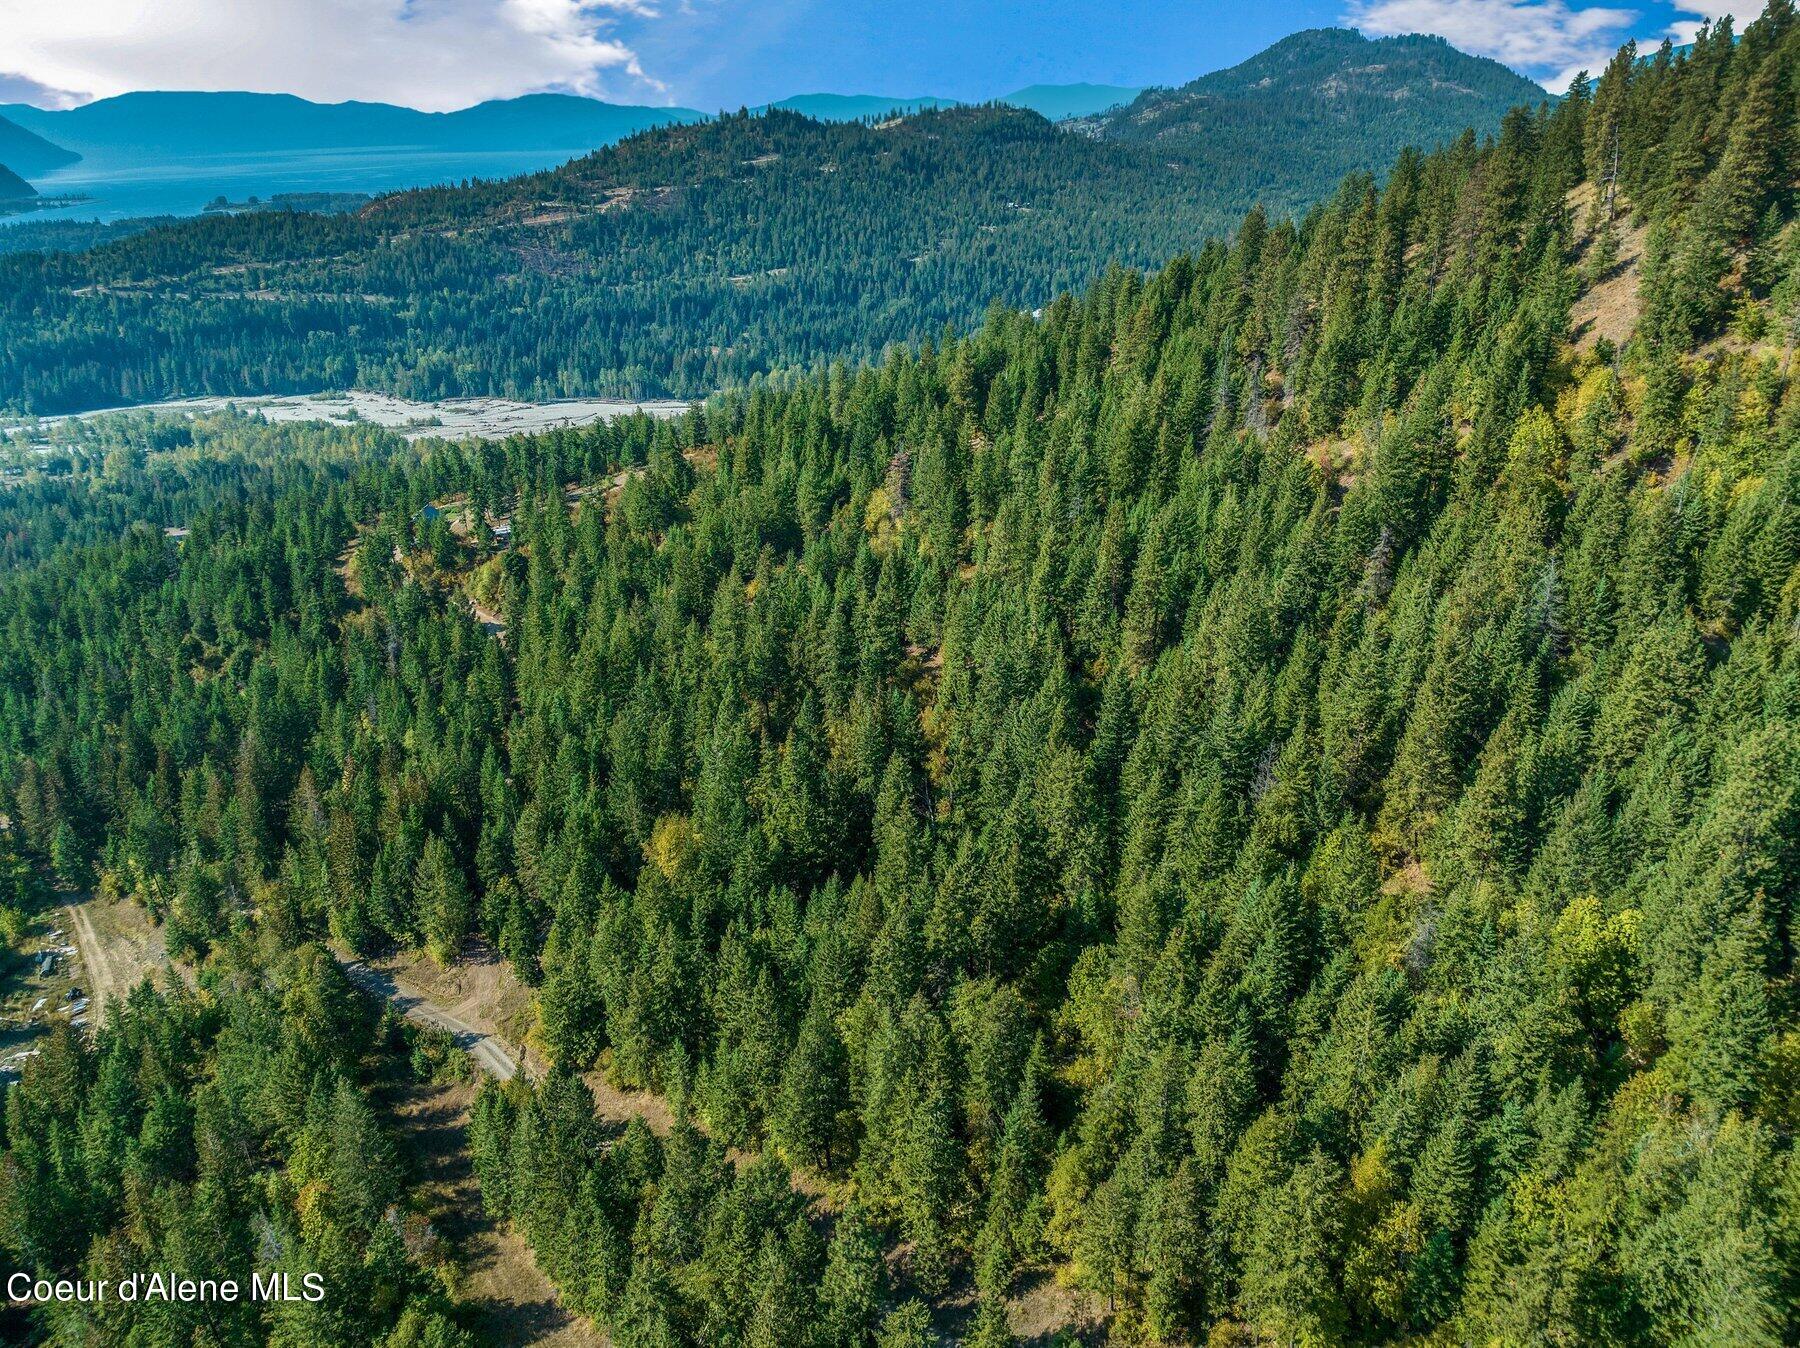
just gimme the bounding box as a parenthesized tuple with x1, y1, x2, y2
(339, 959, 527, 1081)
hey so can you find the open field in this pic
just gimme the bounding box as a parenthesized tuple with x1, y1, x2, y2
(0, 887, 169, 1081)
(63, 888, 170, 1022)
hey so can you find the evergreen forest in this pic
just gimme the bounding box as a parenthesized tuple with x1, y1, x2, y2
(2, 10, 1800, 1346)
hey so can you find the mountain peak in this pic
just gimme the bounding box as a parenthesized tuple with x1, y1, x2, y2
(1090, 25, 1543, 153)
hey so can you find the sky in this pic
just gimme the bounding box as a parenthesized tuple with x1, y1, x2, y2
(0, 0, 1770, 114)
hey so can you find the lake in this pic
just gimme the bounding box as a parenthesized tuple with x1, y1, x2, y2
(1, 145, 593, 227)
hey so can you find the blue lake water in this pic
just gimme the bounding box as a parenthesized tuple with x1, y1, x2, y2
(3, 145, 594, 226)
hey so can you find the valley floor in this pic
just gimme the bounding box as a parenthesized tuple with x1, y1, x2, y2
(10, 390, 692, 442)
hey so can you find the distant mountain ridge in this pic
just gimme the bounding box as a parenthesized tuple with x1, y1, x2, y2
(0, 112, 79, 176)
(766, 84, 1144, 123)
(0, 91, 707, 162)
(764, 85, 1145, 123)
(0, 34, 1527, 181)
(761, 94, 960, 121)
(1002, 83, 1143, 119)
(0, 81, 1154, 172)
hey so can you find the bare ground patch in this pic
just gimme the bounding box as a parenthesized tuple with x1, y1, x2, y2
(369, 943, 539, 1058)
(389, 1077, 608, 1348)
(1568, 183, 1649, 352)
(1009, 1271, 1107, 1345)
(64, 888, 171, 1024)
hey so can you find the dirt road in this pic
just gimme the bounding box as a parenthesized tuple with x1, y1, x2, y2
(62, 890, 169, 1026)
(339, 959, 526, 1081)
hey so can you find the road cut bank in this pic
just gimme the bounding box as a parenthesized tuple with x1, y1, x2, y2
(7, 1271, 324, 1306)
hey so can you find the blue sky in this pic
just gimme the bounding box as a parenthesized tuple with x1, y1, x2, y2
(627, 0, 1730, 107)
(0, 0, 1764, 113)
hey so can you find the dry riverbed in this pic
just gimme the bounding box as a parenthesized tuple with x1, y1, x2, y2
(13, 390, 692, 442)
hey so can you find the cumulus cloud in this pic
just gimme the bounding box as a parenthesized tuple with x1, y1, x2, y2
(1347, 0, 1776, 91)
(1667, 0, 1759, 17)
(1665, 0, 1767, 44)
(1345, 0, 1638, 90)
(0, 0, 664, 111)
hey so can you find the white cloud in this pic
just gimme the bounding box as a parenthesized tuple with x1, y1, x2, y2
(1345, 0, 1639, 91)
(1670, 0, 1753, 17)
(0, 0, 665, 111)
(1348, 0, 1776, 92)
(1663, 0, 1767, 44)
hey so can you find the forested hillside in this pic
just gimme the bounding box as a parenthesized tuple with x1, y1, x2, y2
(2, 7, 1800, 1346)
(0, 937, 480, 1347)
(0, 165, 36, 202)
(0, 30, 1539, 417)
(1085, 28, 1542, 218)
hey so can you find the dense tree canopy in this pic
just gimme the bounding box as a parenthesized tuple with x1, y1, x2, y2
(0, 937, 475, 1347)
(2, 9, 1799, 1344)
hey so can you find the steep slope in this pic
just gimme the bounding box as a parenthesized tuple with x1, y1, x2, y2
(0, 112, 79, 176)
(0, 164, 36, 200)
(1, 15, 1796, 1348)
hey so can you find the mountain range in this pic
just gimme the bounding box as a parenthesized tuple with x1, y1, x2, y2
(0, 27, 1549, 415)
(0, 91, 701, 163)
(0, 82, 1147, 180)
(1, 31, 1527, 197)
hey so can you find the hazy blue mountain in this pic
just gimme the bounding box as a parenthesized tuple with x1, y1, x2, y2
(0, 112, 79, 176)
(0, 163, 37, 200)
(1000, 83, 1143, 119)
(0, 91, 705, 161)
(759, 93, 960, 121)
(762, 86, 1145, 124)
